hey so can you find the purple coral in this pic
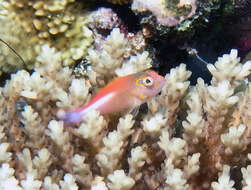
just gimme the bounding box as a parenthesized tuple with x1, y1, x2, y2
(88, 7, 146, 55)
(131, 0, 197, 26)
(88, 7, 128, 50)
(89, 7, 128, 34)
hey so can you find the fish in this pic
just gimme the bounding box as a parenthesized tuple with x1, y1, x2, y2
(57, 70, 165, 124)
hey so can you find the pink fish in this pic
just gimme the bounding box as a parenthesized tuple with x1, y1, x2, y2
(57, 70, 165, 124)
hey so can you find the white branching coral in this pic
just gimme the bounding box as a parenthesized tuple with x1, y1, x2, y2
(158, 129, 187, 165)
(160, 64, 191, 125)
(207, 49, 251, 86)
(42, 177, 59, 190)
(184, 153, 200, 178)
(208, 80, 239, 109)
(3, 44, 73, 110)
(0, 164, 22, 190)
(91, 176, 108, 190)
(19, 71, 53, 100)
(128, 146, 147, 180)
(87, 28, 128, 76)
(0, 142, 11, 164)
(107, 170, 135, 190)
(96, 130, 124, 174)
(221, 124, 246, 154)
(87, 28, 152, 81)
(36, 44, 72, 88)
(71, 154, 93, 186)
(211, 165, 235, 190)
(141, 112, 167, 133)
(1, 31, 251, 190)
(42, 174, 79, 190)
(96, 114, 135, 175)
(33, 149, 52, 179)
(200, 80, 239, 127)
(158, 127, 200, 188)
(103, 28, 128, 59)
(182, 112, 204, 144)
(164, 163, 189, 190)
(17, 148, 37, 177)
(76, 110, 107, 147)
(46, 120, 73, 169)
(59, 174, 78, 190)
(17, 148, 53, 190)
(43, 174, 79, 190)
(242, 165, 251, 190)
(46, 120, 70, 147)
(56, 78, 91, 108)
(36, 44, 62, 72)
(21, 105, 45, 148)
(162, 64, 191, 98)
(158, 130, 188, 189)
(236, 83, 251, 134)
(16, 147, 51, 182)
(0, 125, 5, 141)
(4, 70, 33, 99)
(0, 125, 11, 164)
(21, 173, 42, 190)
(182, 87, 205, 144)
(115, 51, 152, 76)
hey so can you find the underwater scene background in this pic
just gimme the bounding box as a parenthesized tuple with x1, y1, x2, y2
(0, 0, 250, 189)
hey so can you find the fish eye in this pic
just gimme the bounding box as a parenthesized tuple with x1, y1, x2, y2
(143, 77, 154, 86)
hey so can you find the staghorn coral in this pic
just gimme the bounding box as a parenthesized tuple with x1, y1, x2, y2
(0, 31, 251, 190)
(0, 0, 93, 75)
(84, 27, 151, 85)
(84, 8, 148, 83)
(242, 164, 251, 190)
(211, 165, 235, 190)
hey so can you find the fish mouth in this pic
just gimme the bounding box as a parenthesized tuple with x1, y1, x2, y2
(159, 82, 165, 92)
(146, 70, 165, 91)
(153, 79, 165, 95)
(158, 76, 166, 88)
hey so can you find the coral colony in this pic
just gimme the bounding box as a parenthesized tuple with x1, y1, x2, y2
(0, 0, 93, 75)
(0, 0, 251, 190)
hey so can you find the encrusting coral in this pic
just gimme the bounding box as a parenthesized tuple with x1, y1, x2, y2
(131, 0, 197, 27)
(0, 0, 93, 75)
(0, 25, 251, 189)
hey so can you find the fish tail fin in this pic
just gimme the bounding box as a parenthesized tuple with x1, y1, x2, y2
(57, 109, 83, 124)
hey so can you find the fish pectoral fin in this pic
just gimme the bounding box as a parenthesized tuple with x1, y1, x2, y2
(129, 106, 140, 117)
